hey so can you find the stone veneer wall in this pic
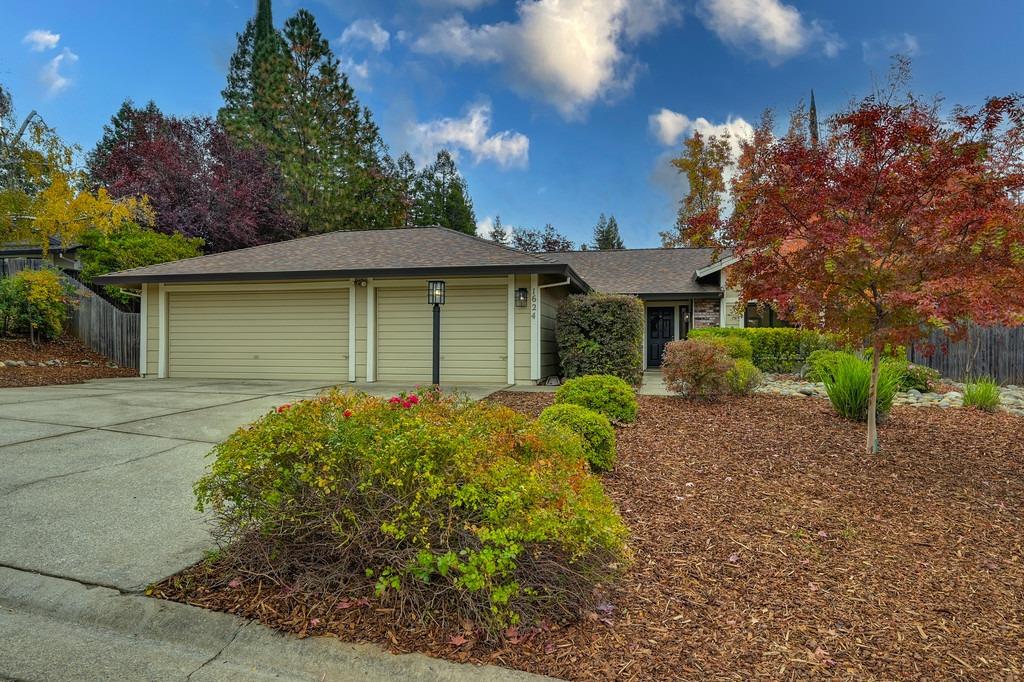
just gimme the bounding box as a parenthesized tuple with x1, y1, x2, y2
(692, 299, 720, 328)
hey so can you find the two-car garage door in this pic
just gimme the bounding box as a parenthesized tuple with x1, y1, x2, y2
(167, 288, 349, 381)
(376, 283, 507, 384)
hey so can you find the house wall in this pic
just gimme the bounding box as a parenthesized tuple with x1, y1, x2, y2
(540, 281, 569, 379)
(514, 274, 532, 383)
(354, 283, 368, 381)
(692, 299, 720, 328)
(144, 283, 159, 375)
(721, 266, 745, 328)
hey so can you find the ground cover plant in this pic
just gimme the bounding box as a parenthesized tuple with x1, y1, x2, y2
(539, 403, 616, 472)
(191, 389, 628, 632)
(157, 391, 1024, 680)
(554, 374, 638, 423)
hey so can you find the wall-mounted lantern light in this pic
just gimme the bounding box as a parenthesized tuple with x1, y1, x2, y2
(427, 280, 446, 305)
(515, 287, 529, 308)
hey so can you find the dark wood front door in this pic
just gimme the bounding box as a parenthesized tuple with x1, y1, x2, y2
(646, 307, 674, 368)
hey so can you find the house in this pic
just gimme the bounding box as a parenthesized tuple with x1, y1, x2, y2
(93, 227, 745, 384)
(0, 237, 82, 274)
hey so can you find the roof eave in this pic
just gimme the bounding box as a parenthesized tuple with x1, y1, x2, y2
(694, 254, 739, 278)
(94, 263, 581, 287)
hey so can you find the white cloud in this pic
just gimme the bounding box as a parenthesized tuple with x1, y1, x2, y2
(697, 0, 842, 62)
(41, 48, 77, 96)
(23, 29, 60, 51)
(409, 103, 529, 168)
(341, 57, 370, 80)
(412, 0, 680, 118)
(476, 216, 495, 238)
(340, 19, 390, 52)
(648, 109, 754, 156)
(861, 32, 920, 63)
(419, 0, 495, 8)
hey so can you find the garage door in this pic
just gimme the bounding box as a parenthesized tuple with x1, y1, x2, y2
(167, 287, 349, 380)
(376, 283, 507, 384)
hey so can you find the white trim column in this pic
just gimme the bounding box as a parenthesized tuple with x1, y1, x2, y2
(139, 285, 148, 377)
(366, 278, 376, 382)
(348, 284, 357, 382)
(157, 284, 168, 378)
(506, 275, 515, 385)
(530, 274, 540, 381)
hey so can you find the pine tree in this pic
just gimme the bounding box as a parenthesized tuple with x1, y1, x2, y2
(489, 215, 508, 244)
(591, 212, 625, 249)
(218, 3, 402, 233)
(396, 152, 418, 226)
(86, 99, 161, 182)
(416, 150, 477, 234)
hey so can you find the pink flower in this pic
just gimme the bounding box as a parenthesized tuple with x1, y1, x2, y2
(401, 400, 412, 408)
(406, 394, 420, 405)
(388, 396, 402, 404)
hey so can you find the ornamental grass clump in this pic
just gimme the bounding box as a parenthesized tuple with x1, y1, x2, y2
(194, 389, 629, 632)
(554, 374, 638, 423)
(539, 403, 616, 472)
(963, 377, 1001, 412)
(820, 353, 902, 422)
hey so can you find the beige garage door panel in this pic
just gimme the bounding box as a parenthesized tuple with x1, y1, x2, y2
(376, 285, 507, 384)
(168, 288, 349, 380)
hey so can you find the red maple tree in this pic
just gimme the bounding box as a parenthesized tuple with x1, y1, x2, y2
(720, 66, 1024, 452)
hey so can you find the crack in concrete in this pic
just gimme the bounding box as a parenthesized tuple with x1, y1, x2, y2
(0, 562, 128, 595)
(0, 427, 89, 450)
(185, 621, 246, 681)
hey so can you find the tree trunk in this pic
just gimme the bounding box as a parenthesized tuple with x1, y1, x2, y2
(866, 345, 881, 454)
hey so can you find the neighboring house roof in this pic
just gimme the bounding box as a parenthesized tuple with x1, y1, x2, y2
(548, 248, 725, 296)
(93, 227, 733, 297)
(0, 237, 81, 257)
(94, 227, 585, 286)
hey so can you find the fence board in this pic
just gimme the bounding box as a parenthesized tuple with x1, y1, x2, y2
(908, 324, 1024, 384)
(2, 258, 140, 370)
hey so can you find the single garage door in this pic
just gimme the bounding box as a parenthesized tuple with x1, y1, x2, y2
(376, 283, 507, 384)
(167, 287, 349, 380)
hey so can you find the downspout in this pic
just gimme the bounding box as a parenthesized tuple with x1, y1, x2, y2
(538, 277, 571, 289)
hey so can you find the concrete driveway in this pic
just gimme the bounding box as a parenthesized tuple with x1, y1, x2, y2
(0, 377, 503, 592)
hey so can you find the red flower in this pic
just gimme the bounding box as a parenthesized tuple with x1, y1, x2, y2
(343, 409, 354, 419)
(401, 400, 412, 408)
(406, 394, 420, 405)
(276, 403, 292, 413)
(388, 396, 402, 404)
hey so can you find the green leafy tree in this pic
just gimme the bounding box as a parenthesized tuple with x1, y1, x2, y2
(78, 223, 204, 305)
(659, 131, 732, 247)
(219, 4, 403, 233)
(415, 150, 476, 234)
(511, 224, 574, 252)
(592, 213, 624, 250)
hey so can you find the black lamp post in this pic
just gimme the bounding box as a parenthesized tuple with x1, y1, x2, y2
(427, 280, 446, 386)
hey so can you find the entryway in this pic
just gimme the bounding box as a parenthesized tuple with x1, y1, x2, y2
(646, 307, 673, 368)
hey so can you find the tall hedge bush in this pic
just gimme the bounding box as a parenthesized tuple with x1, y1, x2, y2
(688, 327, 837, 372)
(556, 293, 644, 385)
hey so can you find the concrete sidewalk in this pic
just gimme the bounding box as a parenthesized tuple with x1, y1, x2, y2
(0, 567, 548, 681)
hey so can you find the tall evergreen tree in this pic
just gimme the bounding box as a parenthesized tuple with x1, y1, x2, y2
(591, 212, 625, 249)
(416, 150, 476, 234)
(489, 215, 508, 244)
(219, 3, 402, 233)
(86, 99, 161, 182)
(395, 152, 418, 227)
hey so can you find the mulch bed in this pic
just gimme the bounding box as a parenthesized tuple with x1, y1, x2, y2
(153, 393, 1024, 680)
(0, 335, 137, 387)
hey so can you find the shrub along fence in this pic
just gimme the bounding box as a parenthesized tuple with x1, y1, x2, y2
(908, 325, 1024, 384)
(1, 257, 140, 369)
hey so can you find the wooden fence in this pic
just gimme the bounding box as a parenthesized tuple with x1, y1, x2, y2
(1, 257, 140, 369)
(908, 324, 1024, 385)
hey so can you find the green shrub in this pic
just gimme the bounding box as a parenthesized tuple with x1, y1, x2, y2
(820, 354, 902, 422)
(887, 359, 941, 392)
(688, 327, 837, 372)
(539, 403, 616, 472)
(963, 377, 1001, 412)
(708, 335, 754, 360)
(726, 358, 763, 395)
(0, 268, 75, 343)
(194, 390, 629, 631)
(804, 349, 845, 383)
(556, 293, 644, 385)
(555, 374, 638, 423)
(661, 339, 734, 400)
(80, 223, 204, 305)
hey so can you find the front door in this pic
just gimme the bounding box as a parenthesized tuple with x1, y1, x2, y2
(646, 307, 674, 368)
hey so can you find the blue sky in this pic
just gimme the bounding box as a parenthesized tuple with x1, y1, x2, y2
(3, 0, 1022, 247)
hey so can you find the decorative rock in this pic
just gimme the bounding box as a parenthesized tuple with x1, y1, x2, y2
(798, 387, 816, 396)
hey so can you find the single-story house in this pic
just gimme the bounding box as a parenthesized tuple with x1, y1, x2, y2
(0, 237, 82, 274)
(94, 227, 748, 385)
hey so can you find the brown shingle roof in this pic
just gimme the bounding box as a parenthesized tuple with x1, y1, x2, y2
(546, 248, 724, 295)
(94, 227, 572, 285)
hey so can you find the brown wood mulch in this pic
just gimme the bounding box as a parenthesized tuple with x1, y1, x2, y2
(152, 393, 1024, 680)
(0, 335, 136, 387)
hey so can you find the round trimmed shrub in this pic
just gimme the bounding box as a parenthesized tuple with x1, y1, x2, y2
(554, 374, 638, 423)
(661, 339, 733, 400)
(539, 403, 616, 472)
(194, 390, 628, 631)
(726, 358, 763, 395)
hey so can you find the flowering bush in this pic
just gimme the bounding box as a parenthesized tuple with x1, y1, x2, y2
(539, 403, 616, 472)
(195, 389, 629, 631)
(662, 339, 734, 400)
(0, 268, 75, 343)
(554, 374, 638, 423)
